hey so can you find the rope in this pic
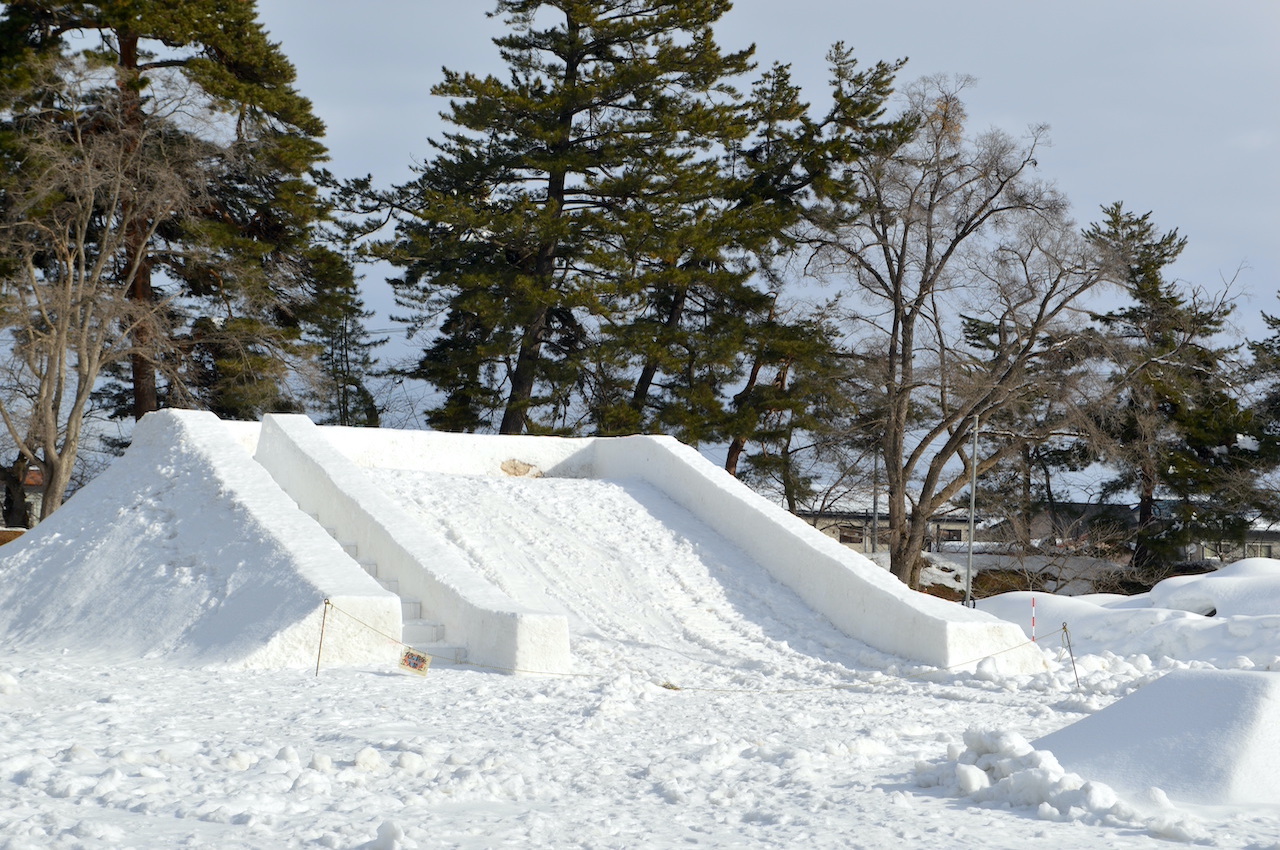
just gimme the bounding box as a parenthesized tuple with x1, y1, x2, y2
(318, 599, 1071, 694)
(664, 633, 1049, 694)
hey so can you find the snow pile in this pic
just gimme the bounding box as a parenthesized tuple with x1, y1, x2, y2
(1035, 668, 1280, 806)
(914, 727, 1211, 843)
(1149, 558, 1280, 616)
(916, 666, 1280, 837)
(0, 410, 399, 668)
(978, 559, 1280, 666)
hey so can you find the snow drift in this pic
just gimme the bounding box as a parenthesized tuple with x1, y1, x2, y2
(1036, 668, 1280, 806)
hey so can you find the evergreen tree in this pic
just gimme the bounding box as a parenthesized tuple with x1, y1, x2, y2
(591, 50, 908, 447)
(377, 0, 756, 434)
(1086, 203, 1272, 574)
(375, 3, 908, 445)
(305, 257, 386, 428)
(0, 0, 338, 421)
(1247, 310, 1280, 466)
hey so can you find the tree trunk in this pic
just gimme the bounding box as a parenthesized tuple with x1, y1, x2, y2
(118, 29, 161, 420)
(500, 307, 549, 435)
(1132, 464, 1159, 573)
(631, 283, 689, 412)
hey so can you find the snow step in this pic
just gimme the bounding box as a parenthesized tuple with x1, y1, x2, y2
(359, 560, 378, 577)
(402, 620, 465, 664)
(401, 598, 421, 621)
(340, 541, 359, 558)
(377, 577, 399, 593)
(402, 619, 446, 644)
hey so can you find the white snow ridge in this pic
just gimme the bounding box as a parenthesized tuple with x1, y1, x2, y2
(1, 410, 1280, 848)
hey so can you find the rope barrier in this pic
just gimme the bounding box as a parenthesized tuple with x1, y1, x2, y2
(317, 600, 598, 679)
(316, 599, 1077, 694)
(314, 599, 330, 678)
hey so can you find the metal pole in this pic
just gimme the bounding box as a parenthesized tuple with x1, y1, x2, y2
(871, 448, 879, 554)
(965, 416, 978, 607)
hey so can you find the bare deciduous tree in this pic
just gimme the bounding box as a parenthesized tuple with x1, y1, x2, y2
(0, 59, 208, 515)
(808, 76, 1103, 589)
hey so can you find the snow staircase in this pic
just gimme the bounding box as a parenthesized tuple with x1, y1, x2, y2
(321, 520, 467, 664)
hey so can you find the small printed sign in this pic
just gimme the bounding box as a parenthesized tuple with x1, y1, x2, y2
(400, 648, 431, 676)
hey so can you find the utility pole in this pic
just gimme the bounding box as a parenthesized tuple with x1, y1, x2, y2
(965, 415, 979, 607)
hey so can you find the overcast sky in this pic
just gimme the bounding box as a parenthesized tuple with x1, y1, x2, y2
(256, 1, 1279, 344)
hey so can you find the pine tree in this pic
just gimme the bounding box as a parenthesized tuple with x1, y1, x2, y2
(0, 0, 337, 421)
(592, 50, 908, 447)
(1086, 203, 1271, 574)
(377, 0, 756, 434)
(304, 257, 386, 428)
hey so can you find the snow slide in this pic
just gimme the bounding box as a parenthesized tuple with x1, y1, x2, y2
(0, 410, 1042, 675)
(0, 410, 401, 668)
(261, 415, 1044, 676)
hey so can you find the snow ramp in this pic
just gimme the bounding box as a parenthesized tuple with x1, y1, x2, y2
(0, 411, 1042, 675)
(0, 410, 401, 668)
(255, 414, 1044, 676)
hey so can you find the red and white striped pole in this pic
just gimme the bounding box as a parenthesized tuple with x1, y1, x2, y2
(1031, 596, 1037, 642)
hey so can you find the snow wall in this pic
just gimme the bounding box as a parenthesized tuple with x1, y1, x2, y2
(287, 416, 1044, 675)
(0, 410, 401, 668)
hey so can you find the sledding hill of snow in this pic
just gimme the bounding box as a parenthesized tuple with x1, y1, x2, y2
(378, 469, 890, 676)
(3, 411, 1280, 846)
(0, 411, 399, 668)
(258, 413, 1043, 674)
(0, 410, 1041, 674)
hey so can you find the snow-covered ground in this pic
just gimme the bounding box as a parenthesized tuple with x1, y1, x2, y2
(4, 417, 1280, 847)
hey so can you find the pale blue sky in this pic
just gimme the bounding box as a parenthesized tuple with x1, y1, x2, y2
(256, 1, 1280, 344)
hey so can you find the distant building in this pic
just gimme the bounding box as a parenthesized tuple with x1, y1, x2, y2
(807, 497, 1280, 566)
(801, 503, 974, 555)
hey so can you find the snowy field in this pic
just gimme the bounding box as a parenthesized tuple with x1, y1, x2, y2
(5, 629, 1280, 848)
(7, 557, 1280, 848)
(4, 414, 1280, 847)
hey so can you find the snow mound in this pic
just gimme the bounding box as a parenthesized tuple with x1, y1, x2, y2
(1148, 557, 1280, 616)
(0, 410, 399, 668)
(978, 562, 1280, 667)
(1035, 668, 1280, 806)
(915, 727, 1211, 842)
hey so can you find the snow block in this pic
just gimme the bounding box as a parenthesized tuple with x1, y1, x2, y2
(309, 425, 1043, 675)
(1036, 669, 1280, 805)
(0, 410, 401, 668)
(255, 415, 573, 675)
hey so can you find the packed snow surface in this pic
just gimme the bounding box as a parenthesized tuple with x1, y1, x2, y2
(379, 469, 882, 675)
(4, 417, 1280, 845)
(0, 411, 397, 669)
